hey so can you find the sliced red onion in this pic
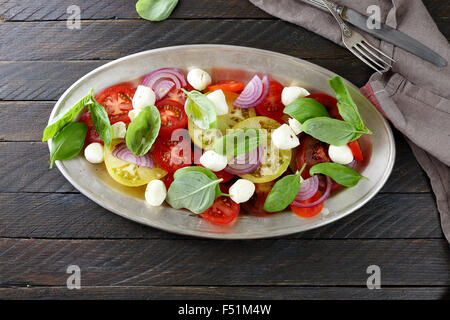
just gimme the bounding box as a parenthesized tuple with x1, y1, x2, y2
(347, 160, 356, 169)
(142, 68, 187, 100)
(233, 74, 270, 108)
(295, 175, 319, 201)
(224, 145, 264, 175)
(112, 143, 153, 168)
(292, 176, 331, 208)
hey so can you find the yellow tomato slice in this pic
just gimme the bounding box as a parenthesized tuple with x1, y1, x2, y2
(188, 91, 256, 150)
(232, 116, 292, 183)
(104, 139, 167, 187)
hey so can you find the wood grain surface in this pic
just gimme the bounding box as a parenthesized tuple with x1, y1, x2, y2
(0, 0, 449, 299)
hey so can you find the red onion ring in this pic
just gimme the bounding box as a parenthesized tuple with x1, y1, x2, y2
(295, 175, 319, 201)
(142, 68, 187, 100)
(347, 160, 356, 169)
(112, 143, 153, 168)
(153, 80, 175, 99)
(224, 145, 264, 175)
(233, 74, 270, 108)
(291, 176, 331, 208)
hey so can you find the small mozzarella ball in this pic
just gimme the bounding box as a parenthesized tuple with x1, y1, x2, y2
(328, 144, 354, 165)
(145, 179, 167, 206)
(132, 85, 156, 110)
(271, 124, 300, 150)
(111, 121, 127, 139)
(128, 109, 141, 122)
(207, 89, 228, 115)
(229, 179, 255, 204)
(288, 118, 302, 135)
(84, 142, 104, 164)
(281, 86, 310, 106)
(199, 150, 228, 172)
(187, 68, 212, 91)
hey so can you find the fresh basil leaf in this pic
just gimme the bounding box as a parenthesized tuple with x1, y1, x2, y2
(136, 0, 179, 21)
(42, 90, 93, 142)
(182, 89, 217, 130)
(310, 162, 367, 187)
(214, 128, 262, 157)
(49, 122, 87, 168)
(283, 98, 330, 123)
(88, 99, 112, 148)
(263, 164, 306, 212)
(166, 171, 222, 214)
(173, 166, 225, 198)
(126, 105, 161, 156)
(329, 76, 372, 134)
(302, 117, 365, 146)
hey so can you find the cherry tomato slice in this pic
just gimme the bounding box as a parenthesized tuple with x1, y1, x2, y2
(198, 165, 234, 183)
(95, 84, 136, 125)
(241, 181, 278, 216)
(348, 140, 364, 161)
(207, 80, 245, 93)
(164, 87, 187, 105)
(306, 93, 342, 120)
(290, 191, 324, 218)
(78, 110, 102, 145)
(155, 99, 188, 137)
(162, 173, 174, 189)
(296, 135, 331, 179)
(153, 135, 193, 173)
(255, 80, 285, 122)
(200, 186, 240, 224)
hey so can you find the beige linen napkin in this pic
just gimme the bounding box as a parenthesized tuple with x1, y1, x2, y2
(250, 0, 450, 242)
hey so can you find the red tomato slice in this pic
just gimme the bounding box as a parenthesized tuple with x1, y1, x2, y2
(165, 87, 187, 105)
(290, 192, 324, 218)
(241, 181, 278, 216)
(200, 186, 240, 224)
(296, 135, 331, 179)
(162, 173, 174, 189)
(348, 140, 364, 161)
(207, 80, 245, 93)
(307, 93, 342, 120)
(95, 84, 136, 125)
(198, 165, 234, 183)
(155, 99, 188, 137)
(255, 80, 285, 122)
(153, 136, 193, 173)
(78, 110, 102, 145)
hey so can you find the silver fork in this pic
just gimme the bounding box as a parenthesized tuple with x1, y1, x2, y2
(318, 0, 395, 74)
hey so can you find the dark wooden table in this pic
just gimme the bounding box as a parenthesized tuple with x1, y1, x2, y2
(0, 0, 449, 300)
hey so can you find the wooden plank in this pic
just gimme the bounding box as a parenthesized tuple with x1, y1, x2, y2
(0, 0, 447, 21)
(0, 192, 442, 239)
(0, 285, 448, 300)
(0, 238, 448, 286)
(0, 20, 353, 61)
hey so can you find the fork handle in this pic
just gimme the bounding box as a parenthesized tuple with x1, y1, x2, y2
(320, 0, 352, 38)
(300, 0, 344, 15)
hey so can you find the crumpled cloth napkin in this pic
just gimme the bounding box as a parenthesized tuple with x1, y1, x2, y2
(250, 0, 450, 242)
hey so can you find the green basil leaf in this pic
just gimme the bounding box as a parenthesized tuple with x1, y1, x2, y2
(302, 117, 365, 146)
(182, 89, 217, 130)
(173, 166, 225, 198)
(309, 162, 367, 187)
(126, 105, 161, 156)
(49, 122, 87, 168)
(283, 98, 330, 123)
(214, 128, 262, 157)
(329, 76, 372, 134)
(88, 99, 112, 148)
(42, 90, 93, 142)
(166, 171, 221, 214)
(136, 0, 179, 21)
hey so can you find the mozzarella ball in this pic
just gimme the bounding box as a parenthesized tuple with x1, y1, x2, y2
(187, 68, 212, 91)
(288, 118, 302, 135)
(128, 109, 141, 122)
(206, 89, 228, 115)
(145, 179, 167, 206)
(328, 144, 354, 165)
(111, 121, 127, 139)
(281, 86, 310, 106)
(229, 179, 255, 204)
(271, 124, 300, 150)
(84, 142, 104, 164)
(132, 85, 156, 110)
(199, 150, 228, 172)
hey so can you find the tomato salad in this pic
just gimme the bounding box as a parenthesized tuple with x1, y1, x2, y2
(43, 67, 371, 225)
